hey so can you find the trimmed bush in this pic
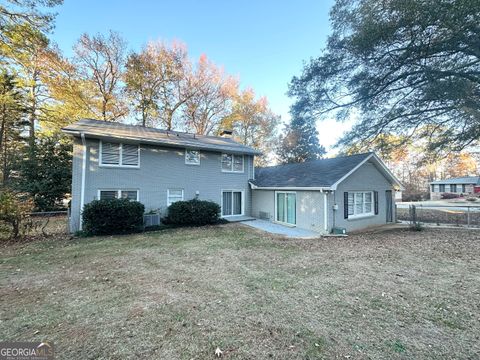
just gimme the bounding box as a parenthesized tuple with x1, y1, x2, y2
(165, 199, 220, 226)
(441, 192, 460, 199)
(82, 199, 145, 236)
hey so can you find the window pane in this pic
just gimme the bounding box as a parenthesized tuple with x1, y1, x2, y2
(222, 191, 232, 215)
(121, 191, 138, 200)
(277, 193, 285, 222)
(100, 191, 117, 200)
(101, 142, 120, 165)
(233, 155, 243, 171)
(122, 144, 139, 166)
(348, 193, 354, 215)
(286, 193, 296, 224)
(233, 192, 242, 215)
(186, 150, 200, 164)
(355, 193, 364, 214)
(222, 154, 232, 171)
(365, 201, 372, 213)
(169, 190, 183, 197)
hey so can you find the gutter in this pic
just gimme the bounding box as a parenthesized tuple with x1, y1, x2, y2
(249, 182, 331, 191)
(79, 132, 87, 231)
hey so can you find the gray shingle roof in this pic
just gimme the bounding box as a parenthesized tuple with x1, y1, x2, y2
(430, 176, 480, 185)
(62, 119, 261, 155)
(251, 153, 373, 188)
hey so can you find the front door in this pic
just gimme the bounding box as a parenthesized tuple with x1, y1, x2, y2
(222, 191, 242, 216)
(386, 190, 393, 222)
(276, 192, 296, 225)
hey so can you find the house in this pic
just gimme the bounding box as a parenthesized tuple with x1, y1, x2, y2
(250, 153, 403, 233)
(62, 119, 403, 234)
(430, 176, 480, 200)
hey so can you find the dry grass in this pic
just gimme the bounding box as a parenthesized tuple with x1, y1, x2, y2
(1, 224, 479, 359)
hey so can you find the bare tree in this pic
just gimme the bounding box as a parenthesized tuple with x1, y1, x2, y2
(74, 30, 127, 121)
(183, 54, 238, 135)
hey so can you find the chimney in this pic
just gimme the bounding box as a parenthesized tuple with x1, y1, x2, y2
(220, 129, 233, 138)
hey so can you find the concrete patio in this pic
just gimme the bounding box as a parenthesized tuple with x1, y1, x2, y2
(240, 219, 320, 238)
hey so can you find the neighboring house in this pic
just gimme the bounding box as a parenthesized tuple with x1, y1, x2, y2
(63, 119, 403, 234)
(250, 153, 403, 233)
(430, 176, 480, 200)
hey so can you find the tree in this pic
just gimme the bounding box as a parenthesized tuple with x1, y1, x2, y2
(0, 0, 62, 57)
(0, 71, 25, 184)
(124, 50, 161, 127)
(183, 54, 238, 135)
(277, 113, 326, 163)
(14, 135, 72, 211)
(443, 152, 478, 178)
(0, 23, 51, 156)
(74, 30, 128, 121)
(222, 88, 280, 165)
(289, 0, 480, 153)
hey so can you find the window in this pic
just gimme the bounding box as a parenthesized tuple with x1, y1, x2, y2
(100, 141, 139, 167)
(221, 154, 243, 172)
(275, 192, 296, 225)
(98, 190, 139, 201)
(451, 184, 457, 193)
(347, 191, 374, 218)
(439, 184, 445, 192)
(222, 190, 243, 216)
(185, 150, 200, 165)
(167, 189, 184, 206)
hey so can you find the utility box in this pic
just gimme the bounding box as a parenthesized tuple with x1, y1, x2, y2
(332, 227, 347, 235)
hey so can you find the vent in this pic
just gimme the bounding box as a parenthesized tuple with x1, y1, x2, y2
(259, 211, 270, 220)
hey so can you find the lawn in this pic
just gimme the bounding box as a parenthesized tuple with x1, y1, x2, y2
(1, 224, 479, 359)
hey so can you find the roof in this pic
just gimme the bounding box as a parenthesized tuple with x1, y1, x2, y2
(430, 176, 480, 185)
(250, 152, 403, 190)
(62, 119, 261, 155)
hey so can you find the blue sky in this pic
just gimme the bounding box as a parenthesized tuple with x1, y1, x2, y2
(51, 0, 351, 152)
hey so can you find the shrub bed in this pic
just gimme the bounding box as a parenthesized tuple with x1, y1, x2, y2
(82, 199, 145, 235)
(165, 199, 220, 226)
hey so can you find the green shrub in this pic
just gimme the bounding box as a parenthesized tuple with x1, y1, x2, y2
(165, 199, 220, 226)
(0, 190, 34, 239)
(82, 199, 145, 236)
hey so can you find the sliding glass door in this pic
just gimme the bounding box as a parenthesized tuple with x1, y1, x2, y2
(276, 192, 296, 225)
(222, 191, 242, 216)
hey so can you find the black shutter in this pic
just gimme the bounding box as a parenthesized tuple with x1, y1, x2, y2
(374, 191, 379, 215)
(344, 192, 349, 219)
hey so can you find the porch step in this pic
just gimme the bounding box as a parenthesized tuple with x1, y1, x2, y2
(225, 216, 256, 223)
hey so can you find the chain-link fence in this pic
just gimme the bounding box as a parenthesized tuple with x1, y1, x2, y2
(27, 211, 70, 237)
(397, 205, 480, 228)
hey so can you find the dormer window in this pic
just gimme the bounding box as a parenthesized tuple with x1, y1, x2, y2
(185, 149, 200, 165)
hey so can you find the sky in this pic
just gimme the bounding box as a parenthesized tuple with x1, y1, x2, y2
(50, 0, 352, 154)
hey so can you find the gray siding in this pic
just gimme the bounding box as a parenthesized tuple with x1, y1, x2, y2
(70, 137, 254, 232)
(331, 160, 395, 232)
(251, 189, 328, 233)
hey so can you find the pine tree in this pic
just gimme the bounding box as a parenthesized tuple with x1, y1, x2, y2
(277, 113, 326, 164)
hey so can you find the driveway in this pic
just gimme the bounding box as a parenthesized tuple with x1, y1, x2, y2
(397, 200, 480, 212)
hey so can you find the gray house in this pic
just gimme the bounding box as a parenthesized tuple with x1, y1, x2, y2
(430, 176, 480, 200)
(63, 119, 403, 234)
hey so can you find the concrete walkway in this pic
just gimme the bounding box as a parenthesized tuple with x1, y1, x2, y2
(240, 219, 320, 238)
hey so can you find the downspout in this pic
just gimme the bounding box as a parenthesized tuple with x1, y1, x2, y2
(323, 190, 328, 233)
(79, 133, 87, 231)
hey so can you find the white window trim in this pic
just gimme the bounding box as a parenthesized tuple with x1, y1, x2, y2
(99, 140, 141, 168)
(185, 149, 201, 165)
(167, 189, 184, 206)
(220, 189, 245, 217)
(221, 154, 244, 173)
(347, 191, 374, 219)
(274, 191, 297, 226)
(97, 189, 139, 201)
